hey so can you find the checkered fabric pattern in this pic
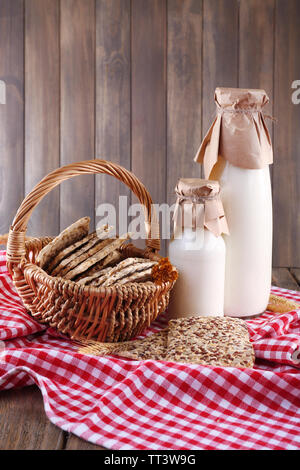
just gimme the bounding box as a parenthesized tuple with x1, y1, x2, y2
(0, 251, 299, 450)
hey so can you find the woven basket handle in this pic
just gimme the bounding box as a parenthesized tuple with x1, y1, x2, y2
(7, 160, 160, 268)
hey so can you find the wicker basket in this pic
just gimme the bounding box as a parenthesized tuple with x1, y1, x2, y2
(6, 160, 176, 342)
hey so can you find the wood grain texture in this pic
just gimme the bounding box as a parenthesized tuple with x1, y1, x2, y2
(60, 0, 95, 231)
(95, 0, 131, 234)
(290, 269, 300, 286)
(0, 386, 64, 450)
(131, 0, 167, 253)
(0, 0, 24, 234)
(25, 0, 60, 237)
(202, 0, 239, 135)
(273, 0, 300, 267)
(0, 0, 299, 264)
(239, 0, 275, 138)
(167, 0, 202, 206)
(272, 267, 300, 291)
(66, 434, 106, 450)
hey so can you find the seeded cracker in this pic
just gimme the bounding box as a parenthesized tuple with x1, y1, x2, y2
(116, 330, 168, 360)
(78, 329, 168, 360)
(52, 227, 113, 277)
(64, 233, 131, 280)
(101, 260, 157, 286)
(37, 217, 90, 269)
(77, 266, 114, 285)
(75, 250, 124, 281)
(165, 316, 255, 368)
(116, 268, 153, 285)
(47, 231, 97, 274)
(91, 257, 148, 286)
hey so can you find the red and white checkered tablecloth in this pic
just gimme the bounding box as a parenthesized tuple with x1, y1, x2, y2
(0, 250, 299, 450)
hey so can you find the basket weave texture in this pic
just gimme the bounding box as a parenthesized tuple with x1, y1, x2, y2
(6, 160, 176, 342)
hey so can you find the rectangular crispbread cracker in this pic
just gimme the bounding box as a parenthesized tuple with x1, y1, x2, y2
(78, 329, 168, 361)
(53, 235, 112, 277)
(77, 266, 114, 285)
(101, 260, 157, 287)
(48, 225, 111, 275)
(47, 231, 97, 274)
(63, 233, 131, 280)
(37, 217, 90, 269)
(89, 257, 148, 286)
(75, 250, 124, 282)
(165, 316, 255, 368)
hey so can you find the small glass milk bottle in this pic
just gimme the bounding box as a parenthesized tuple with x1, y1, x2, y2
(168, 178, 229, 319)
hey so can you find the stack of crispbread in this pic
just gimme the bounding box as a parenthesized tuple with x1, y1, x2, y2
(37, 217, 158, 286)
(78, 316, 255, 368)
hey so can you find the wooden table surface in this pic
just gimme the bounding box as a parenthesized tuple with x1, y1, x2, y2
(0, 267, 299, 450)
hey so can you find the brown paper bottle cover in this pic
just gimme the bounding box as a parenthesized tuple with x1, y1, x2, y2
(194, 88, 273, 179)
(173, 178, 229, 237)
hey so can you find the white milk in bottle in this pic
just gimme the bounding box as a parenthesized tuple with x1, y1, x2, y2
(195, 88, 273, 317)
(168, 179, 229, 319)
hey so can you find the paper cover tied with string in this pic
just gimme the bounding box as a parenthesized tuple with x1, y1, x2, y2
(195, 87, 273, 179)
(173, 178, 229, 238)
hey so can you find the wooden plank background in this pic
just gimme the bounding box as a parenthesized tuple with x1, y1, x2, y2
(25, 0, 60, 237)
(0, 0, 24, 236)
(0, 0, 299, 266)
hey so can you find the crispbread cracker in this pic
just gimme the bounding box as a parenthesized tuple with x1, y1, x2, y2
(78, 329, 168, 360)
(53, 228, 113, 277)
(267, 294, 300, 313)
(64, 233, 131, 280)
(165, 316, 254, 368)
(100, 250, 124, 269)
(37, 217, 90, 269)
(116, 330, 168, 360)
(76, 250, 124, 281)
(77, 266, 113, 286)
(101, 260, 157, 287)
(117, 267, 153, 285)
(90, 257, 146, 286)
(47, 231, 96, 274)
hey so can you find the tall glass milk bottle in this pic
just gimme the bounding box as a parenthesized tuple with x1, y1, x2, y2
(195, 88, 273, 317)
(168, 179, 229, 319)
